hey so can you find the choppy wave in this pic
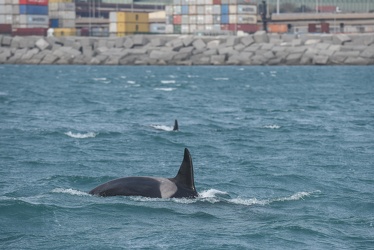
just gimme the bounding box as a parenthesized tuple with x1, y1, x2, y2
(154, 88, 176, 91)
(150, 125, 174, 131)
(52, 188, 89, 196)
(161, 80, 176, 84)
(65, 131, 97, 139)
(213, 78, 229, 81)
(264, 125, 281, 129)
(126, 189, 319, 206)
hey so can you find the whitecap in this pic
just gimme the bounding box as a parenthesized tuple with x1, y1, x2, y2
(213, 78, 229, 81)
(273, 191, 318, 202)
(93, 78, 107, 81)
(264, 125, 281, 129)
(161, 80, 176, 84)
(199, 189, 228, 198)
(127, 80, 136, 84)
(52, 188, 89, 196)
(150, 125, 174, 131)
(65, 131, 97, 139)
(229, 197, 269, 206)
(154, 88, 176, 92)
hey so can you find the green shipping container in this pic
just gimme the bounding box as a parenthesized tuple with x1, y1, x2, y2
(173, 24, 181, 34)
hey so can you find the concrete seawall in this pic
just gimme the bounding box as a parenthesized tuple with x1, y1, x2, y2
(1, 31, 374, 66)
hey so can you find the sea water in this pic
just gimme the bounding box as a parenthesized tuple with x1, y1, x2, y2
(0, 65, 373, 249)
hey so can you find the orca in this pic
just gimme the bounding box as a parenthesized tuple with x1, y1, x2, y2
(173, 119, 179, 131)
(89, 148, 198, 198)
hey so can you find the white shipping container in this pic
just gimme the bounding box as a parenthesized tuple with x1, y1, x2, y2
(109, 12, 117, 23)
(12, 5, 19, 14)
(205, 0, 212, 4)
(197, 15, 204, 24)
(213, 15, 221, 24)
(196, 0, 204, 5)
(182, 15, 189, 24)
(12, 0, 18, 4)
(229, 5, 237, 14)
(212, 5, 221, 15)
(181, 24, 189, 34)
(205, 15, 213, 24)
(60, 11, 75, 19)
(205, 25, 212, 31)
(229, 15, 236, 23)
(173, 0, 181, 4)
(13, 24, 48, 28)
(212, 24, 221, 31)
(205, 5, 212, 15)
(165, 6, 173, 15)
(189, 5, 196, 15)
(109, 23, 117, 32)
(190, 24, 196, 32)
(149, 23, 166, 33)
(165, 24, 173, 34)
(0, 14, 13, 24)
(197, 6, 204, 15)
(19, 14, 49, 25)
(237, 5, 257, 14)
(58, 3, 75, 11)
(0, 0, 13, 4)
(237, 14, 257, 24)
(189, 15, 196, 24)
(60, 19, 75, 28)
(173, 5, 181, 15)
(189, 0, 196, 4)
(49, 3, 58, 11)
(196, 24, 204, 30)
(0, 4, 12, 14)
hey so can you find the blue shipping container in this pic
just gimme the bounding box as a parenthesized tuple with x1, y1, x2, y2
(221, 14, 229, 24)
(181, 5, 189, 15)
(221, 4, 229, 14)
(19, 5, 48, 15)
(50, 19, 59, 28)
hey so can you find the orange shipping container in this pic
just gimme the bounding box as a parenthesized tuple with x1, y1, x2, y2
(268, 24, 288, 33)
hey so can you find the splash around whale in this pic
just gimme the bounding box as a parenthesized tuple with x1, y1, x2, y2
(89, 148, 198, 198)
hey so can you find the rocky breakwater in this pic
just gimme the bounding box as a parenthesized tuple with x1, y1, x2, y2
(1, 31, 374, 65)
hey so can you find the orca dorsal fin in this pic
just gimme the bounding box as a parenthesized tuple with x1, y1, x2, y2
(173, 119, 179, 131)
(174, 148, 196, 191)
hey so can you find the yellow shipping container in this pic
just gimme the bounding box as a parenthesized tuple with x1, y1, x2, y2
(120, 12, 149, 23)
(53, 28, 76, 37)
(114, 23, 150, 35)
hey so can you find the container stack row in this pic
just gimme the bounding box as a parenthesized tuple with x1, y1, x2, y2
(165, 0, 258, 34)
(49, 0, 76, 36)
(1, 0, 49, 36)
(109, 12, 149, 37)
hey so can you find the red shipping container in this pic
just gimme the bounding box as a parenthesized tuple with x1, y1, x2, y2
(19, 0, 49, 6)
(221, 24, 259, 33)
(237, 24, 259, 33)
(173, 15, 182, 25)
(12, 28, 47, 36)
(220, 24, 229, 30)
(0, 24, 12, 34)
(321, 23, 330, 33)
(213, 0, 221, 4)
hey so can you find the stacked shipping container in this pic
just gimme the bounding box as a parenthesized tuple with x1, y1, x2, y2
(0, 0, 14, 34)
(109, 12, 149, 36)
(49, 0, 76, 36)
(165, 0, 258, 34)
(16, 0, 49, 29)
(0, 0, 50, 35)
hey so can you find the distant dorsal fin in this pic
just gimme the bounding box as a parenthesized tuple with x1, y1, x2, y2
(173, 119, 179, 131)
(174, 148, 196, 191)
